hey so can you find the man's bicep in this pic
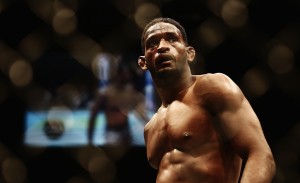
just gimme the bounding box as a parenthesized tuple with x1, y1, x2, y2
(218, 97, 269, 158)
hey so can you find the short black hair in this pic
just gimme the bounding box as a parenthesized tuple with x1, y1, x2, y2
(141, 17, 188, 52)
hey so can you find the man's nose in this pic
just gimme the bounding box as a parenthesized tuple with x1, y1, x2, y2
(157, 39, 170, 53)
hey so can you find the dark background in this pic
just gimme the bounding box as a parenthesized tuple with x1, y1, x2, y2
(0, 0, 300, 183)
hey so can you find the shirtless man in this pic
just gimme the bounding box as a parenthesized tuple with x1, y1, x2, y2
(138, 17, 276, 183)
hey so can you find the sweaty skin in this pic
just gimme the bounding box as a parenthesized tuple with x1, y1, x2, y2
(139, 21, 276, 183)
(144, 74, 243, 183)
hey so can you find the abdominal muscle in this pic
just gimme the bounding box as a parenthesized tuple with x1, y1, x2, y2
(155, 146, 241, 183)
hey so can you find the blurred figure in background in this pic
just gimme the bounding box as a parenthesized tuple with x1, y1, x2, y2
(88, 55, 148, 146)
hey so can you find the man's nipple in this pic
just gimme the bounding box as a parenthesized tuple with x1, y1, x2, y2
(183, 131, 192, 138)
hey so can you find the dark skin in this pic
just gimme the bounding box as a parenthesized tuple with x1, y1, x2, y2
(138, 21, 276, 183)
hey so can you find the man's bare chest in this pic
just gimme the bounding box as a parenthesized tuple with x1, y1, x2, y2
(149, 100, 215, 150)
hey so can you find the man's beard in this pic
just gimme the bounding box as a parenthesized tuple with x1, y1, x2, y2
(155, 67, 179, 79)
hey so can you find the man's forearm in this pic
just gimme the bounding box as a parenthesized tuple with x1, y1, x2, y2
(240, 152, 276, 183)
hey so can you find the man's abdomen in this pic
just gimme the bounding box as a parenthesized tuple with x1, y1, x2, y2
(156, 148, 241, 183)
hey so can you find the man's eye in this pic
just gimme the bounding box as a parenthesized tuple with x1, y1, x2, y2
(149, 41, 158, 48)
(169, 37, 177, 42)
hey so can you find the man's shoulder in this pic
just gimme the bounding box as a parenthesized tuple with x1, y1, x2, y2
(144, 112, 157, 134)
(193, 73, 244, 108)
(195, 73, 234, 88)
(193, 73, 241, 97)
(196, 72, 231, 81)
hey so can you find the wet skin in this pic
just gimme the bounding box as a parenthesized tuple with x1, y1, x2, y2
(140, 22, 275, 183)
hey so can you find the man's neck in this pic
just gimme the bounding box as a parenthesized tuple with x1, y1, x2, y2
(154, 74, 195, 106)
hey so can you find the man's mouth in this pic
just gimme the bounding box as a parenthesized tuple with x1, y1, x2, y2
(156, 54, 173, 65)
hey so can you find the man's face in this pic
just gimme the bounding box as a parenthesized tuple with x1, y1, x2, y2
(143, 22, 188, 76)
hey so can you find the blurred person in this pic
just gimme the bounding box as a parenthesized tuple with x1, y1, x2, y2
(138, 17, 276, 183)
(88, 62, 148, 146)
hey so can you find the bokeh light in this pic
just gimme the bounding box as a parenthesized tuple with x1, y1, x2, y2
(0, 0, 299, 183)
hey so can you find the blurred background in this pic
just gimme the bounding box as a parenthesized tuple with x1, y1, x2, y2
(0, 0, 299, 183)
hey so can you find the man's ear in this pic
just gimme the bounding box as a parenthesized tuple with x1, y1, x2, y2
(186, 46, 196, 63)
(138, 56, 148, 71)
